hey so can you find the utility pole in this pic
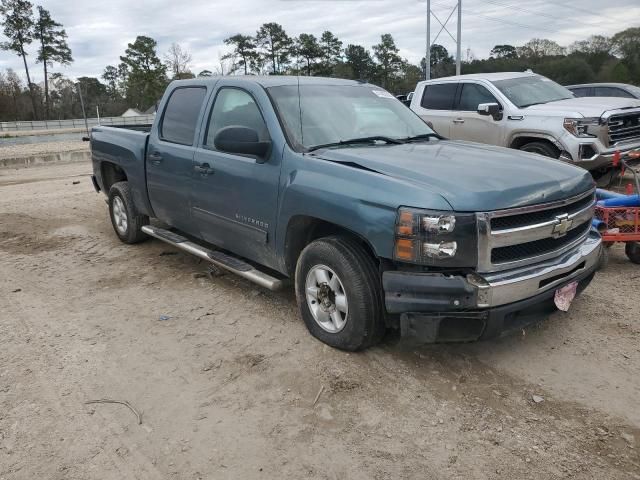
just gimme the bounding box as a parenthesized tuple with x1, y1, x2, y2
(76, 83, 89, 136)
(456, 0, 462, 75)
(426, 0, 431, 80)
(425, 0, 462, 80)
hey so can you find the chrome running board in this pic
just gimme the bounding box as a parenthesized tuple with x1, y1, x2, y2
(141, 225, 284, 291)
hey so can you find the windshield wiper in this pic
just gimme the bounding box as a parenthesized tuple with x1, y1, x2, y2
(519, 101, 549, 108)
(401, 133, 440, 142)
(307, 136, 404, 152)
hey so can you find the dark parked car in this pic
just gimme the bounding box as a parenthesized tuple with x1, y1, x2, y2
(567, 83, 640, 99)
(90, 76, 601, 350)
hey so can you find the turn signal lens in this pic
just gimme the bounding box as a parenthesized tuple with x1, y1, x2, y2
(395, 238, 416, 261)
(397, 211, 416, 236)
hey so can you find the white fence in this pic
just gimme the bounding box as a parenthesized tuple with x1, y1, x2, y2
(0, 114, 156, 132)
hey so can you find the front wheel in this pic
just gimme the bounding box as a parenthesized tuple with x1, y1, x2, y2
(295, 236, 386, 351)
(519, 141, 559, 158)
(108, 181, 149, 244)
(625, 242, 640, 265)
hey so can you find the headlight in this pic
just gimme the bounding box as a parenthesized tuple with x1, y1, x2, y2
(563, 117, 600, 138)
(394, 208, 477, 267)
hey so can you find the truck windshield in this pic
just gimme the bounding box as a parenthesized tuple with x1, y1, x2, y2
(267, 84, 435, 151)
(491, 75, 574, 108)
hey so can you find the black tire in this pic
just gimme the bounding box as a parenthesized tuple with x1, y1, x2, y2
(108, 181, 149, 244)
(520, 141, 560, 158)
(625, 242, 640, 265)
(295, 236, 386, 351)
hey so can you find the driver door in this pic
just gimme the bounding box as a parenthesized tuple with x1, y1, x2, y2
(190, 83, 282, 268)
(449, 82, 505, 146)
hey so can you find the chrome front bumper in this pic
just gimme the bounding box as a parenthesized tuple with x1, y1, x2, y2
(470, 231, 601, 308)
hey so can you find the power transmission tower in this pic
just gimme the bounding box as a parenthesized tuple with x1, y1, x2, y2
(425, 0, 462, 80)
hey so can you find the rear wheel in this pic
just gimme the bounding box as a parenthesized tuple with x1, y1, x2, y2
(625, 242, 640, 264)
(108, 181, 149, 244)
(295, 236, 385, 351)
(520, 141, 559, 158)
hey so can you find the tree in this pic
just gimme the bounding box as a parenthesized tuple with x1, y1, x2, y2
(0, 0, 37, 118)
(490, 44, 517, 59)
(34, 6, 72, 119)
(421, 44, 454, 78)
(318, 30, 342, 75)
(372, 34, 403, 89)
(611, 27, 640, 62)
(344, 44, 374, 80)
(222, 34, 257, 75)
(255, 22, 293, 74)
(296, 33, 322, 75)
(518, 38, 566, 57)
(164, 42, 192, 79)
(119, 36, 168, 110)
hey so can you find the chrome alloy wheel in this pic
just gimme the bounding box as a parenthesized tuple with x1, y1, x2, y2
(305, 265, 348, 333)
(112, 196, 128, 235)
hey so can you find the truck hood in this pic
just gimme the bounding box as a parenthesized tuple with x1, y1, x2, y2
(312, 140, 594, 212)
(523, 97, 640, 118)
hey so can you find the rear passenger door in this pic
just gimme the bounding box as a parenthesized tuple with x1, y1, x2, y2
(449, 82, 504, 145)
(190, 82, 282, 269)
(413, 82, 457, 137)
(146, 85, 210, 232)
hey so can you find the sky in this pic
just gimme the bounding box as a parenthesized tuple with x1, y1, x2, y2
(0, 0, 638, 83)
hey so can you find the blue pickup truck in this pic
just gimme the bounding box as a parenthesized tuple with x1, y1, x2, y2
(90, 76, 602, 350)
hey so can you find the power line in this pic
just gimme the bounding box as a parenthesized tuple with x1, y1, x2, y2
(479, 0, 605, 28)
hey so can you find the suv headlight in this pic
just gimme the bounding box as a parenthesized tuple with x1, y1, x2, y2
(563, 117, 600, 138)
(394, 208, 477, 267)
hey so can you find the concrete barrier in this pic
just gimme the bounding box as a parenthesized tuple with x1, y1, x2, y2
(0, 149, 90, 169)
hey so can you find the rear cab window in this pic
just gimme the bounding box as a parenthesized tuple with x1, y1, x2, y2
(593, 87, 634, 98)
(420, 83, 457, 110)
(160, 87, 207, 145)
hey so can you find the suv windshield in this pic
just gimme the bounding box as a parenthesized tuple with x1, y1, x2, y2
(492, 75, 574, 108)
(267, 84, 435, 151)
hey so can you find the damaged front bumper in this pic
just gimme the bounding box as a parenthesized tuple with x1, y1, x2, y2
(383, 231, 602, 343)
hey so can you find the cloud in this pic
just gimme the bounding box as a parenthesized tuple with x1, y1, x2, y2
(0, 0, 638, 82)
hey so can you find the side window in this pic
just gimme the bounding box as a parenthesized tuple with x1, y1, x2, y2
(206, 88, 269, 147)
(420, 83, 457, 110)
(160, 87, 207, 145)
(457, 83, 498, 111)
(570, 87, 590, 97)
(594, 86, 633, 98)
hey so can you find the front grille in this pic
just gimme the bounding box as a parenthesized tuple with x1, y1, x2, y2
(491, 193, 594, 230)
(491, 220, 590, 263)
(608, 112, 640, 146)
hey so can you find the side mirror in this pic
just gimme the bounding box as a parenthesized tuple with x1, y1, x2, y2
(214, 126, 271, 161)
(477, 102, 502, 121)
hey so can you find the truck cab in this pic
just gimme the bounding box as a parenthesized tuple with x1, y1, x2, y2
(91, 76, 602, 351)
(410, 72, 640, 179)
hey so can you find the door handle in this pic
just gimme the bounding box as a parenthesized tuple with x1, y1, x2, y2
(452, 118, 465, 124)
(194, 163, 214, 176)
(148, 152, 163, 165)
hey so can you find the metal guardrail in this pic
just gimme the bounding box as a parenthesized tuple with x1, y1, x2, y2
(0, 114, 156, 132)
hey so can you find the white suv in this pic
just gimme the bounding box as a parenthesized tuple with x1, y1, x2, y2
(410, 72, 640, 177)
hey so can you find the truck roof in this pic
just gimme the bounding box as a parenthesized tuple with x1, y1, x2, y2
(169, 76, 371, 89)
(419, 71, 538, 84)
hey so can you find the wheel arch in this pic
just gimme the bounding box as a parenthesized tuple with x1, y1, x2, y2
(509, 132, 564, 152)
(282, 215, 380, 277)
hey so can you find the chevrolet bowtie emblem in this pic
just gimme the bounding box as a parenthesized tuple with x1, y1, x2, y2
(552, 214, 573, 237)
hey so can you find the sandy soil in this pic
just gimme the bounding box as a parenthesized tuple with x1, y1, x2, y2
(1, 162, 639, 480)
(0, 141, 88, 160)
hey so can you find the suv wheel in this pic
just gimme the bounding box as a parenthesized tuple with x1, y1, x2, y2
(108, 181, 149, 244)
(520, 141, 559, 158)
(625, 242, 640, 264)
(295, 236, 386, 351)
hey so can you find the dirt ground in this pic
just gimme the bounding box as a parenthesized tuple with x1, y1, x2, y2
(1, 161, 639, 480)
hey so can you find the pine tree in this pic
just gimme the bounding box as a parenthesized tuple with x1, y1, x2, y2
(34, 5, 72, 119)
